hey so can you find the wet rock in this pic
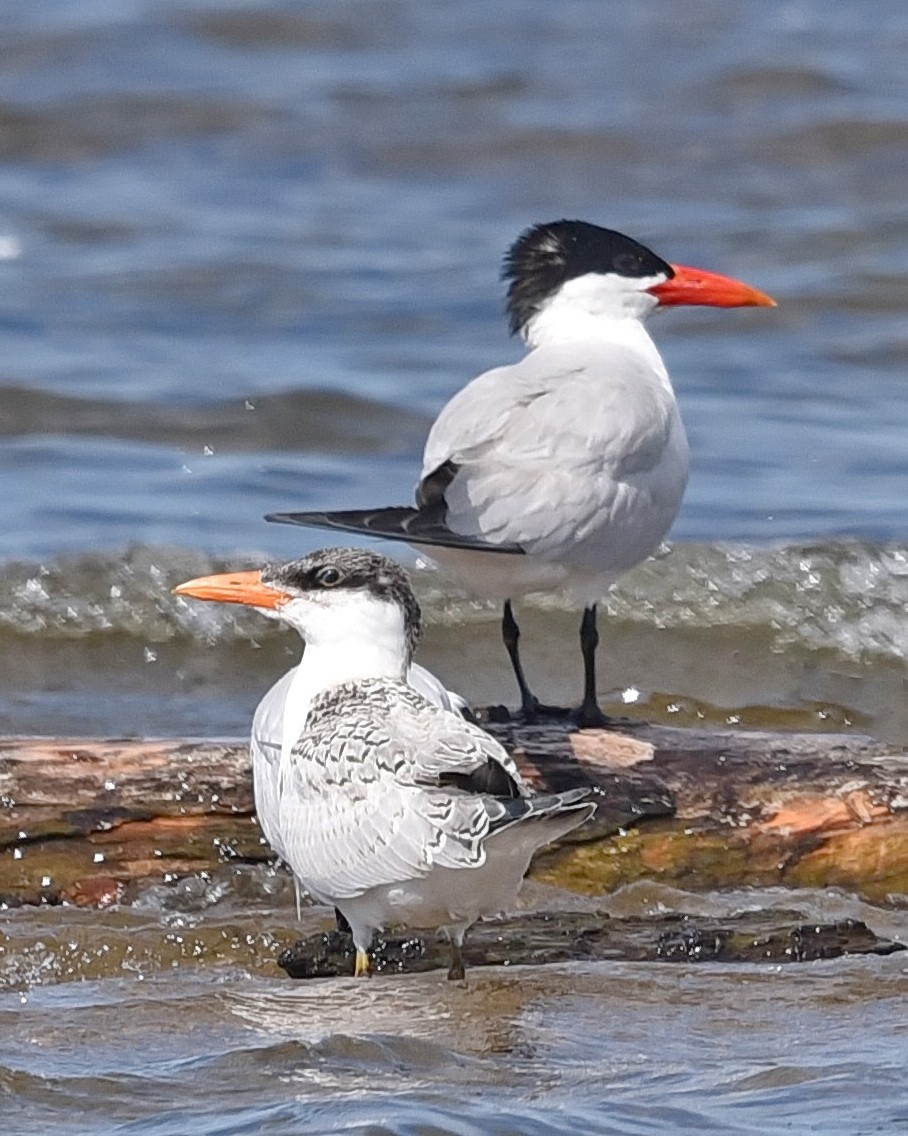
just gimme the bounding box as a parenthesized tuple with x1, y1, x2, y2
(653, 916, 900, 962)
(277, 911, 904, 980)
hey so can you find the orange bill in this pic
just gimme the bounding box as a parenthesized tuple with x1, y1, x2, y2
(649, 264, 776, 308)
(172, 569, 288, 609)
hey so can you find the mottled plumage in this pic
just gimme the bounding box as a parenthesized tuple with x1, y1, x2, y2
(174, 547, 594, 979)
(278, 671, 593, 982)
(279, 677, 527, 901)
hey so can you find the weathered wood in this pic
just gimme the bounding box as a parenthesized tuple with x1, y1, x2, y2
(1, 721, 906, 906)
(276, 911, 905, 980)
(518, 721, 908, 903)
(0, 737, 264, 906)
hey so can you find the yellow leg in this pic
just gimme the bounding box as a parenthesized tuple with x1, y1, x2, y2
(354, 947, 371, 978)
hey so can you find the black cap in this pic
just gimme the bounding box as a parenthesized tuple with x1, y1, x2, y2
(503, 219, 673, 335)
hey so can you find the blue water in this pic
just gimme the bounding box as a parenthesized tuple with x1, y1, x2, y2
(0, 0, 906, 562)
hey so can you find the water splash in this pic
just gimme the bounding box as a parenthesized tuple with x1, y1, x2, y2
(0, 541, 906, 664)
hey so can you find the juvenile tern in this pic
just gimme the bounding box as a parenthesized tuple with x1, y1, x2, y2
(177, 547, 593, 980)
(174, 570, 468, 884)
(266, 220, 775, 725)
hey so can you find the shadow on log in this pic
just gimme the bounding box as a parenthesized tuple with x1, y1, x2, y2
(277, 910, 904, 980)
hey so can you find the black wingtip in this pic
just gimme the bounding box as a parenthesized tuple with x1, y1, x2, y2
(265, 511, 317, 525)
(264, 507, 526, 554)
(264, 508, 417, 542)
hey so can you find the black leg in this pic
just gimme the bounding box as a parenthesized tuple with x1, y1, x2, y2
(447, 939, 466, 981)
(576, 604, 611, 728)
(501, 600, 541, 719)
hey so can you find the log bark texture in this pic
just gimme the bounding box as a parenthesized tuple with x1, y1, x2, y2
(1, 721, 906, 907)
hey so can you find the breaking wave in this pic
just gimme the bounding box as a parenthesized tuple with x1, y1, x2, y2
(1, 539, 905, 665)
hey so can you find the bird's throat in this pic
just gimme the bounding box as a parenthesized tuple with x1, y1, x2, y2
(280, 609, 410, 759)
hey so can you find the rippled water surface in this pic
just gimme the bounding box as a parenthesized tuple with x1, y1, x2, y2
(2, 0, 908, 1132)
(2, 540, 907, 742)
(1, 0, 907, 562)
(4, 882, 908, 1136)
(6, 960, 908, 1136)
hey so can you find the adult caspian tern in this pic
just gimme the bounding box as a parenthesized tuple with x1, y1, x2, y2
(176, 548, 593, 979)
(266, 220, 775, 726)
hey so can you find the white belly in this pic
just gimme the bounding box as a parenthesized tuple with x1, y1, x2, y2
(335, 808, 587, 946)
(338, 837, 530, 941)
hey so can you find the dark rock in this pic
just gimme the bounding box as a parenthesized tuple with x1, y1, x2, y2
(276, 910, 904, 980)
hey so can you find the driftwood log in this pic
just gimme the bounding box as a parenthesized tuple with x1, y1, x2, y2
(2, 720, 907, 910)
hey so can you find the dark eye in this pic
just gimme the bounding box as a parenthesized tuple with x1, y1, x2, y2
(315, 566, 341, 587)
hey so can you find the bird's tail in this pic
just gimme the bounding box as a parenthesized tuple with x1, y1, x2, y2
(489, 786, 596, 846)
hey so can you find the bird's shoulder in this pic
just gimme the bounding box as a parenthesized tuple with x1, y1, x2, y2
(422, 342, 678, 479)
(251, 666, 296, 764)
(422, 352, 572, 474)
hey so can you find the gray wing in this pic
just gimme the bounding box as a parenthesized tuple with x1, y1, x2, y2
(421, 343, 685, 552)
(277, 681, 527, 901)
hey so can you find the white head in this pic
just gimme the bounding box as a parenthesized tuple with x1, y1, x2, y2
(503, 219, 775, 349)
(173, 547, 420, 682)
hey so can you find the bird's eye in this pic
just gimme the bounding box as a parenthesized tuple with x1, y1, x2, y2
(315, 566, 341, 587)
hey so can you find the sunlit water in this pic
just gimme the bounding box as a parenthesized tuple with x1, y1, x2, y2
(1, 0, 908, 1132)
(3, 881, 908, 1136)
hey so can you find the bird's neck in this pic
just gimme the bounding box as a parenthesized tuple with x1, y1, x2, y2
(280, 601, 411, 758)
(523, 304, 674, 398)
(524, 305, 659, 356)
(522, 273, 663, 357)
